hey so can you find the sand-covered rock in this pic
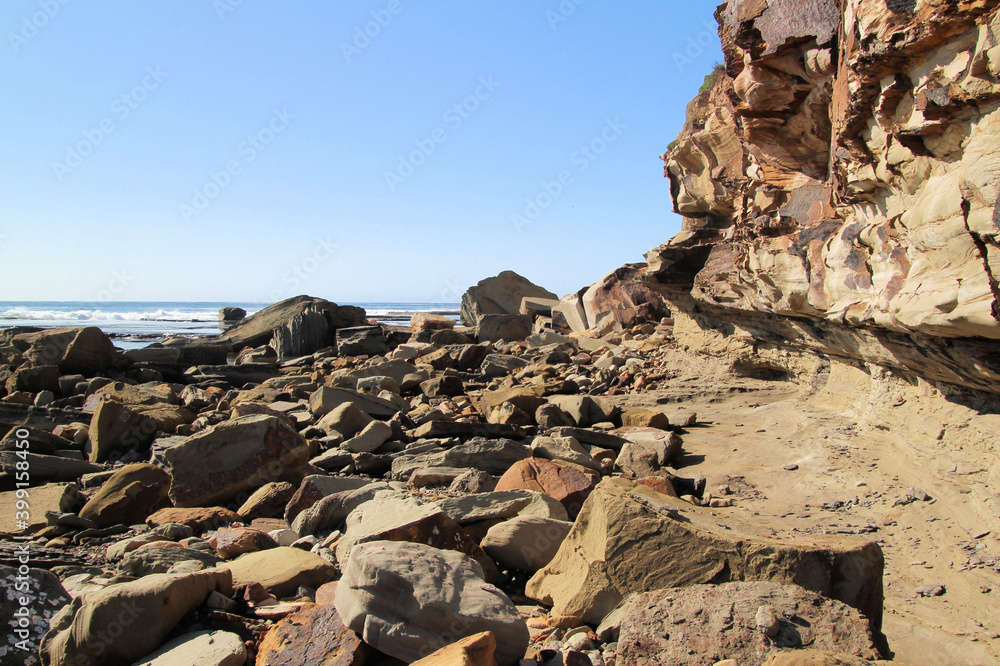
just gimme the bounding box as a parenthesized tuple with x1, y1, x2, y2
(613, 582, 879, 665)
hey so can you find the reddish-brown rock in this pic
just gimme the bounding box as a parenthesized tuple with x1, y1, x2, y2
(495, 458, 596, 518)
(209, 526, 278, 559)
(256, 602, 370, 666)
(146, 506, 240, 534)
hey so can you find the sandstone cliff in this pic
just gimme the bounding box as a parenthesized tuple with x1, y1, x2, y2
(648, 0, 1000, 395)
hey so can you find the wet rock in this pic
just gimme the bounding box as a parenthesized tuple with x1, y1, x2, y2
(335, 540, 529, 665)
(78, 464, 171, 528)
(525, 478, 884, 629)
(40, 568, 233, 666)
(162, 415, 310, 508)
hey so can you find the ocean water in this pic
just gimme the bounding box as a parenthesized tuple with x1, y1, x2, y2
(0, 301, 461, 349)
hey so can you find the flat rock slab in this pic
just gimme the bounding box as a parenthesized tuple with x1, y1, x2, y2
(391, 438, 531, 481)
(162, 414, 309, 508)
(615, 582, 879, 665)
(256, 602, 369, 666)
(435, 489, 568, 524)
(130, 629, 247, 666)
(525, 478, 884, 631)
(409, 420, 526, 440)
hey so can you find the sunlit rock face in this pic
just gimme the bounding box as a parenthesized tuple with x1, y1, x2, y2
(648, 0, 1000, 393)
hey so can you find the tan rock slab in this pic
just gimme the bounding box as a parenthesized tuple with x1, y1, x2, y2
(525, 478, 884, 629)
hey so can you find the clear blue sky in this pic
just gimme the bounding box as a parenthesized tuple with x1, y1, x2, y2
(1, 1, 723, 304)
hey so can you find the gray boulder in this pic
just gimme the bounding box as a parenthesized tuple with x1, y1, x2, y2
(335, 541, 529, 665)
(162, 415, 310, 508)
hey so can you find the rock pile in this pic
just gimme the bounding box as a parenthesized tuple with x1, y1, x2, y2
(0, 280, 888, 665)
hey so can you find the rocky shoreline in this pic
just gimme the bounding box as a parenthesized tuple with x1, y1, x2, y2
(0, 268, 899, 666)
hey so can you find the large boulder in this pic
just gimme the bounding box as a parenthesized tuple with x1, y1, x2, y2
(10, 327, 117, 376)
(613, 582, 879, 665)
(335, 541, 529, 665)
(336, 326, 389, 357)
(525, 478, 884, 630)
(78, 464, 171, 528)
(460, 271, 557, 326)
(581, 263, 670, 330)
(269, 305, 333, 359)
(222, 295, 365, 353)
(39, 569, 232, 666)
(162, 415, 310, 508)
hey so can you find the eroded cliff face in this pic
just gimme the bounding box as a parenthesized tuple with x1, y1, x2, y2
(648, 0, 1000, 394)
